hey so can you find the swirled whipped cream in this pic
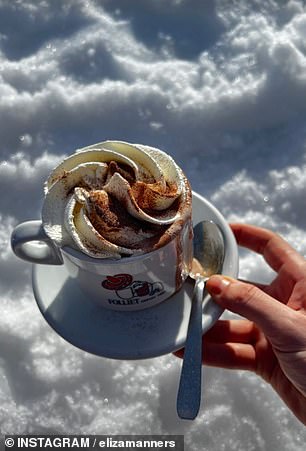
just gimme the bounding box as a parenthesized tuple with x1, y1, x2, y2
(42, 140, 192, 259)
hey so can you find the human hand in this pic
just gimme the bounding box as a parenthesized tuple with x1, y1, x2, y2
(175, 223, 306, 425)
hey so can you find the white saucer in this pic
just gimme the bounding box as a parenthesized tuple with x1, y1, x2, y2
(32, 192, 239, 360)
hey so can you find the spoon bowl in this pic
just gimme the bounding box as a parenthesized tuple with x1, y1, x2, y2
(191, 221, 225, 279)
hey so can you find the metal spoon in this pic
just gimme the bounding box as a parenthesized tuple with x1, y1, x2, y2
(176, 220, 225, 420)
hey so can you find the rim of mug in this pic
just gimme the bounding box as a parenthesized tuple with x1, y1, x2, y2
(61, 221, 191, 265)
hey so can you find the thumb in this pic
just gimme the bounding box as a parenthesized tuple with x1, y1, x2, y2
(206, 275, 296, 341)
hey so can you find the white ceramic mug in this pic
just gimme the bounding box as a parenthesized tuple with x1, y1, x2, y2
(11, 218, 193, 310)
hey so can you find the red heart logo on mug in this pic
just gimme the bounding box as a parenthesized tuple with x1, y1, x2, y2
(102, 273, 133, 290)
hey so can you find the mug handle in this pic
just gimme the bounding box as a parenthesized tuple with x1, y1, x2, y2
(11, 220, 63, 265)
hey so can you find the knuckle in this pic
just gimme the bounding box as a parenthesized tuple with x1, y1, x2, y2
(230, 282, 260, 307)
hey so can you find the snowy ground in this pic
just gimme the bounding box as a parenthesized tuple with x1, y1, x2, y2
(1, 1, 306, 449)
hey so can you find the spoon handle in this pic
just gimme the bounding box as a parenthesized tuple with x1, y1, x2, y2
(176, 277, 206, 420)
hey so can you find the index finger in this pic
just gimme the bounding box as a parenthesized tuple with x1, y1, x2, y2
(230, 223, 306, 273)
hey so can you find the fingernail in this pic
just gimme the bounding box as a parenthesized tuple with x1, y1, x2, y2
(206, 275, 231, 296)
